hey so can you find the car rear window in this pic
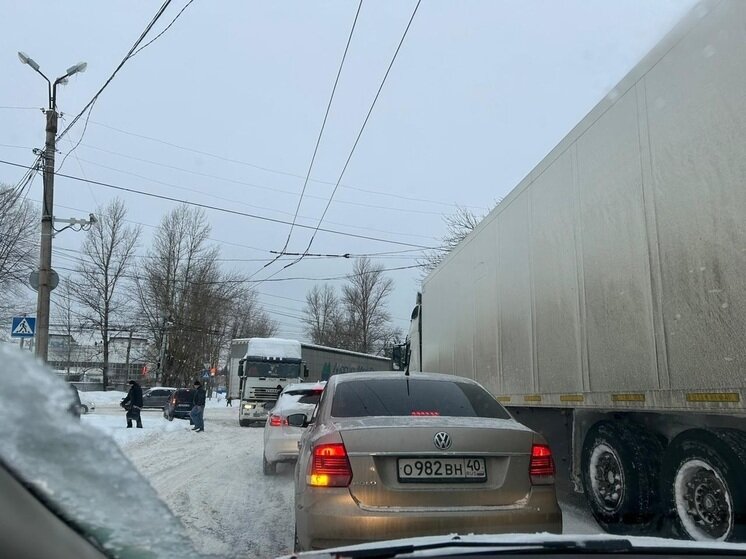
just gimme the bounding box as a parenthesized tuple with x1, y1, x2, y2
(175, 390, 194, 402)
(280, 390, 322, 406)
(330, 378, 511, 419)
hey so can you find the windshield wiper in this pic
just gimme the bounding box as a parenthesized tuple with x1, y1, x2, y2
(323, 537, 633, 559)
(303, 535, 745, 559)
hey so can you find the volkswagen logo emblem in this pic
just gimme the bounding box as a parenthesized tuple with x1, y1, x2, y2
(433, 431, 451, 450)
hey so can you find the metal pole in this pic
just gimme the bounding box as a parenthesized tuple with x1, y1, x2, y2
(35, 107, 57, 361)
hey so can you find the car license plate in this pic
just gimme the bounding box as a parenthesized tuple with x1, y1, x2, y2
(397, 458, 487, 482)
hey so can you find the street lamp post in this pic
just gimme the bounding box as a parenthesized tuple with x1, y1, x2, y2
(18, 52, 86, 362)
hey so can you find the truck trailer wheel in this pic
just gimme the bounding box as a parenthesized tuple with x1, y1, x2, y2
(581, 420, 662, 534)
(661, 429, 746, 542)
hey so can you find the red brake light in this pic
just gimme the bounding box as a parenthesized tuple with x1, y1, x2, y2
(529, 444, 555, 484)
(410, 410, 440, 416)
(307, 443, 352, 487)
(269, 414, 287, 427)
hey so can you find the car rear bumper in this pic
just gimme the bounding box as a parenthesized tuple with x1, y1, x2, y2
(264, 434, 301, 463)
(296, 486, 562, 551)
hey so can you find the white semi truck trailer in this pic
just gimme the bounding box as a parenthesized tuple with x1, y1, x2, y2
(407, 0, 746, 543)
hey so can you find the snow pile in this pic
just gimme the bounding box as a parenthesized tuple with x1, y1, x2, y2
(83, 411, 190, 447)
(0, 345, 203, 559)
(246, 337, 302, 360)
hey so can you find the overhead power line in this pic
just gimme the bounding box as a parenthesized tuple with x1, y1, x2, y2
(85, 120, 484, 212)
(72, 155, 444, 237)
(0, 106, 40, 111)
(0, 158, 435, 249)
(269, 0, 363, 277)
(56, 0, 195, 169)
(286, 0, 423, 271)
(50, 260, 422, 286)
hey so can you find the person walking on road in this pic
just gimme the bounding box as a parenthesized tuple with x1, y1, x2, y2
(121, 380, 143, 428)
(190, 380, 206, 432)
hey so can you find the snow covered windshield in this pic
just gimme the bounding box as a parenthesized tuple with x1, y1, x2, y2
(243, 360, 302, 379)
(0, 346, 201, 559)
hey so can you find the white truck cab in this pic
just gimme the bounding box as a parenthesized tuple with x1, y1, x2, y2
(237, 338, 308, 427)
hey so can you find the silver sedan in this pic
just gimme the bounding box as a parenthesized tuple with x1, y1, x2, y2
(291, 371, 562, 551)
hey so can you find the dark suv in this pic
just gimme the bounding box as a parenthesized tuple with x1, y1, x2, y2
(142, 387, 176, 409)
(163, 389, 195, 421)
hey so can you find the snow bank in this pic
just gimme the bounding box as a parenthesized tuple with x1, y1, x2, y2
(79, 390, 128, 406)
(0, 345, 201, 559)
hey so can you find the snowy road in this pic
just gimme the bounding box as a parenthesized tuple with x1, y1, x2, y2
(83, 396, 600, 558)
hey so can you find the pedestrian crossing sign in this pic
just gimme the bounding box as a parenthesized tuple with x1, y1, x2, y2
(11, 316, 36, 338)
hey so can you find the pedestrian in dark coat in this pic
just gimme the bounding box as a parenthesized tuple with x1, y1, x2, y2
(121, 380, 143, 428)
(190, 381, 207, 432)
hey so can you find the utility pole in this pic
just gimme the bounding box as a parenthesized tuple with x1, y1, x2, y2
(35, 107, 57, 362)
(17, 52, 87, 362)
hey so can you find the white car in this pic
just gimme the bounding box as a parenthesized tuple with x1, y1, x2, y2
(262, 382, 325, 475)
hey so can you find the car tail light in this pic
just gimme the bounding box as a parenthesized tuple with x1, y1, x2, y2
(529, 444, 555, 484)
(307, 443, 352, 487)
(269, 414, 287, 427)
(410, 410, 440, 416)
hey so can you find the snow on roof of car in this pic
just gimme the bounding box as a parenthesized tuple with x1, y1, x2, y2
(281, 381, 325, 394)
(245, 337, 302, 359)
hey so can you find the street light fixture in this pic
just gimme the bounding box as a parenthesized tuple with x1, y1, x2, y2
(18, 51, 87, 363)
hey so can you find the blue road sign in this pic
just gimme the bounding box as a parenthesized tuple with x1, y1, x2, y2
(11, 316, 36, 338)
(201, 370, 210, 379)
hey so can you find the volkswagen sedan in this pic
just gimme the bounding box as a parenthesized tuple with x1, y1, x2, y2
(291, 372, 562, 551)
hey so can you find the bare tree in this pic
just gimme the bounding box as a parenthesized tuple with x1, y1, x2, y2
(52, 280, 80, 379)
(0, 184, 37, 317)
(303, 284, 346, 347)
(74, 199, 141, 390)
(342, 257, 394, 354)
(137, 205, 250, 387)
(419, 206, 482, 274)
(230, 288, 278, 340)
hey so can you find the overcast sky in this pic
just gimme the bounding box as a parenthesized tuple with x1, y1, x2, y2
(1, 0, 696, 341)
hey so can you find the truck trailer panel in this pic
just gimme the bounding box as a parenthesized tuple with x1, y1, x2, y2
(418, 0, 746, 413)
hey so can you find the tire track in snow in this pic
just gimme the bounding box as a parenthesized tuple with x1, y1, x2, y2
(122, 407, 295, 558)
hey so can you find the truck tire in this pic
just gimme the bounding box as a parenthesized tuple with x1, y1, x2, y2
(581, 420, 662, 534)
(660, 429, 746, 542)
(239, 419, 251, 427)
(263, 454, 276, 475)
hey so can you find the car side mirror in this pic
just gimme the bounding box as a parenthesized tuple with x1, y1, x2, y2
(303, 365, 309, 378)
(238, 361, 245, 377)
(287, 413, 308, 428)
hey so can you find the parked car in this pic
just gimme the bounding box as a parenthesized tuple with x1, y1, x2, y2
(141, 387, 176, 409)
(263, 382, 325, 475)
(77, 392, 96, 414)
(292, 372, 562, 551)
(163, 389, 195, 421)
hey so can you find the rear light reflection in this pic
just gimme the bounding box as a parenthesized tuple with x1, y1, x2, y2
(269, 414, 287, 427)
(410, 410, 440, 416)
(308, 443, 352, 487)
(529, 443, 555, 485)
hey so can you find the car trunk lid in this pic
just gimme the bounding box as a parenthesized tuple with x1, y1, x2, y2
(336, 416, 534, 508)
